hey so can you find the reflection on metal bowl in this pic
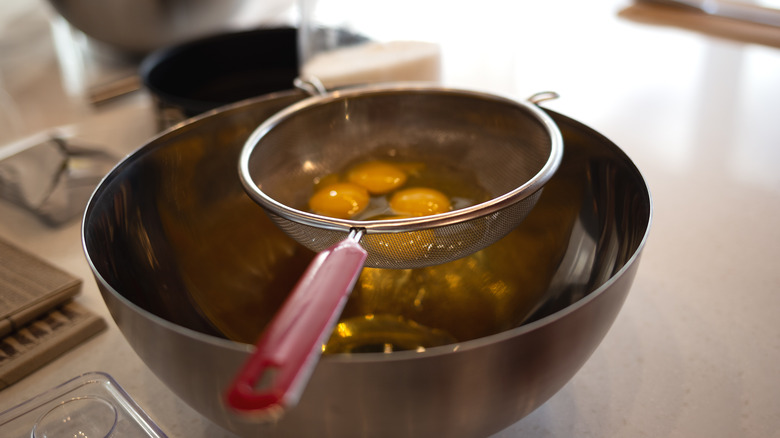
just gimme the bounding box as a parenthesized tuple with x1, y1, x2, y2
(82, 89, 651, 437)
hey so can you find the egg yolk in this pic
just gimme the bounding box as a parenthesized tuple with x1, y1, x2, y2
(313, 173, 340, 189)
(309, 182, 370, 219)
(347, 160, 407, 195)
(389, 187, 452, 216)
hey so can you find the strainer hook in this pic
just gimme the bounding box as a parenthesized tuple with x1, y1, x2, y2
(527, 91, 560, 105)
(293, 76, 328, 96)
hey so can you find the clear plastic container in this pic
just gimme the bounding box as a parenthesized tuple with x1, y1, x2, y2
(0, 372, 168, 438)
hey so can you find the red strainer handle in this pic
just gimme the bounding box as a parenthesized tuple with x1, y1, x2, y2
(225, 235, 367, 417)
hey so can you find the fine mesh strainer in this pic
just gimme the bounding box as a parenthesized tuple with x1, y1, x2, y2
(227, 84, 563, 418)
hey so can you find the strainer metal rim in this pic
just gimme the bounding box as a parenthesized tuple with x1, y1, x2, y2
(238, 83, 564, 234)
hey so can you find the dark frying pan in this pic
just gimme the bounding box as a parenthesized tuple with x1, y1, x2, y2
(139, 27, 299, 127)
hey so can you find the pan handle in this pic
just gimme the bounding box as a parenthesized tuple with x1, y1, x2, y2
(225, 230, 367, 419)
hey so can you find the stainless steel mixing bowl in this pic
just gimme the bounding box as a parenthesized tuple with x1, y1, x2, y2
(82, 89, 651, 437)
(47, 0, 294, 54)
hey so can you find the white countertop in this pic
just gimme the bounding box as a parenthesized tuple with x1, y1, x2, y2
(1, 1, 779, 437)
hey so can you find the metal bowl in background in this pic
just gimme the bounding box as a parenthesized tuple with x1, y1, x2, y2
(45, 0, 295, 55)
(82, 90, 652, 437)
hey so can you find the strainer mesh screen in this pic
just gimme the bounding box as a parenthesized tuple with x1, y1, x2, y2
(266, 189, 542, 268)
(244, 87, 560, 269)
